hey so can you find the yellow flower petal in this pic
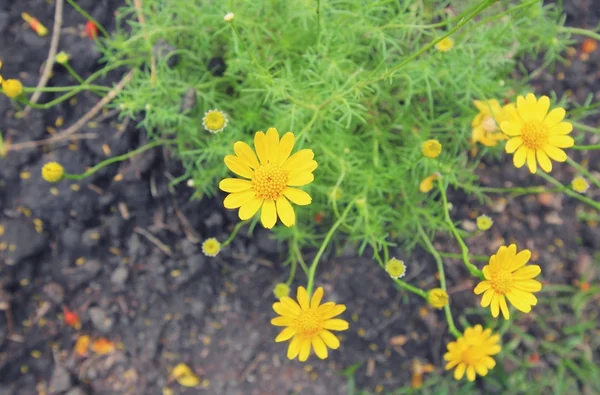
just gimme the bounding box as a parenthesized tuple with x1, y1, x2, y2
(260, 199, 277, 228)
(219, 178, 253, 193)
(323, 319, 349, 331)
(319, 304, 346, 319)
(282, 149, 314, 171)
(224, 155, 253, 179)
(499, 294, 510, 320)
(272, 302, 299, 318)
(275, 196, 296, 227)
(280, 296, 302, 313)
(283, 187, 312, 205)
(549, 122, 573, 135)
(275, 326, 297, 342)
(310, 287, 324, 309)
(312, 336, 328, 359)
(508, 249, 531, 272)
(505, 289, 536, 312)
(466, 365, 476, 382)
(319, 330, 340, 349)
(536, 149, 552, 173)
(287, 336, 301, 359)
(223, 190, 256, 209)
(548, 135, 574, 148)
(512, 265, 541, 280)
(297, 287, 310, 310)
(535, 95, 550, 119)
(474, 281, 491, 295)
(454, 362, 466, 380)
(526, 148, 537, 174)
(543, 145, 567, 162)
(233, 141, 260, 169)
(513, 279, 542, 292)
(271, 316, 294, 327)
(543, 107, 566, 127)
(513, 145, 527, 168)
(239, 197, 263, 220)
(254, 131, 269, 165)
(481, 289, 494, 307)
(278, 132, 295, 164)
(490, 293, 500, 317)
(266, 127, 280, 163)
(288, 172, 314, 187)
(289, 160, 318, 178)
(505, 137, 523, 154)
(298, 339, 311, 362)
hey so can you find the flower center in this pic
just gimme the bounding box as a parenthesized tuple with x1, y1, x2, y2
(481, 116, 498, 132)
(295, 309, 322, 338)
(462, 345, 485, 365)
(490, 268, 513, 294)
(252, 163, 289, 200)
(205, 112, 225, 130)
(521, 121, 549, 149)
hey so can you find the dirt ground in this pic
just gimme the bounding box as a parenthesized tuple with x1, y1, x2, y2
(0, 0, 599, 394)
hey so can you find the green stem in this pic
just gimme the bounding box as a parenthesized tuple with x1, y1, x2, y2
(286, 257, 297, 286)
(566, 157, 600, 189)
(66, 0, 110, 39)
(537, 170, 600, 210)
(221, 220, 249, 248)
(480, 186, 551, 194)
(291, 238, 310, 276)
(438, 183, 484, 279)
(65, 140, 173, 180)
(571, 121, 600, 134)
(315, 0, 321, 45)
(22, 85, 109, 93)
(558, 26, 600, 42)
(62, 63, 85, 85)
(306, 201, 355, 296)
(572, 144, 600, 150)
(371, 238, 426, 298)
(417, 225, 461, 338)
(438, 252, 489, 262)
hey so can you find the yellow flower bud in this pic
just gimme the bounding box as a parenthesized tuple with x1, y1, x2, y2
(427, 288, 448, 309)
(56, 51, 71, 65)
(422, 139, 442, 159)
(2, 79, 23, 98)
(273, 283, 290, 299)
(476, 215, 493, 231)
(41, 162, 65, 183)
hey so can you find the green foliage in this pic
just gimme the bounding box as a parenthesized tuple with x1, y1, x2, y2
(101, 0, 568, 255)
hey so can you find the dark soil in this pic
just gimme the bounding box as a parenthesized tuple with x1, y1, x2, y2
(0, 1, 598, 395)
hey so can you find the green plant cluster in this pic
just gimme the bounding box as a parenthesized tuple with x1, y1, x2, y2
(102, 0, 569, 256)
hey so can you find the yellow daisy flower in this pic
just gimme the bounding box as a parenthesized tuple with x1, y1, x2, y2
(476, 215, 493, 231)
(427, 288, 448, 309)
(501, 94, 573, 173)
(435, 37, 454, 52)
(41, 162, 65, 183)
(572, 176, 589, 193)
(219, 128, 317, 229)
(201, 238, 221, 257)
(202, 109, 228, 133)
(271, 286, 348, 362)
(273, 283, 290, 299)
(385, 258, 406, 279)
(444, 325, 501, 382)
(474, 244, 542, 320)
(419, 173, 439, 193)
(2, 79, 23, 98)
(471, 100, 510, 147)
(422, 139, 442, 159)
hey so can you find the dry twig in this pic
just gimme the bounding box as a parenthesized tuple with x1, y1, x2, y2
(24, 0, 64, 115)
(134, 226, 173, 256)
(7, 69, 135, 152)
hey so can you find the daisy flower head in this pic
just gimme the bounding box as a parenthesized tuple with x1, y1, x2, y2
(474, 244, 542, 320)
(224, 12, 235, 22)
(476, 215, 493, 231)
(2, 79, 23, 98)
(419, 173, 439, 193)
(201, 237, 221, 257)
(422, 139, 442, 159)
(471, 100, 510, 147)
(435, 37, 454, 52)
(444, 325, 501, 382)
(41, 162, 65, 183)
(501, 94, 573, 173)
(202, 109, 228, 133)
(271, 286, 349, 362)
(427, 288, 448, 309)
(385, 258, 406, 279)
(572, 176, 589, 193)
(273, 283, 290, 299)
(219, 128, 317, 229)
